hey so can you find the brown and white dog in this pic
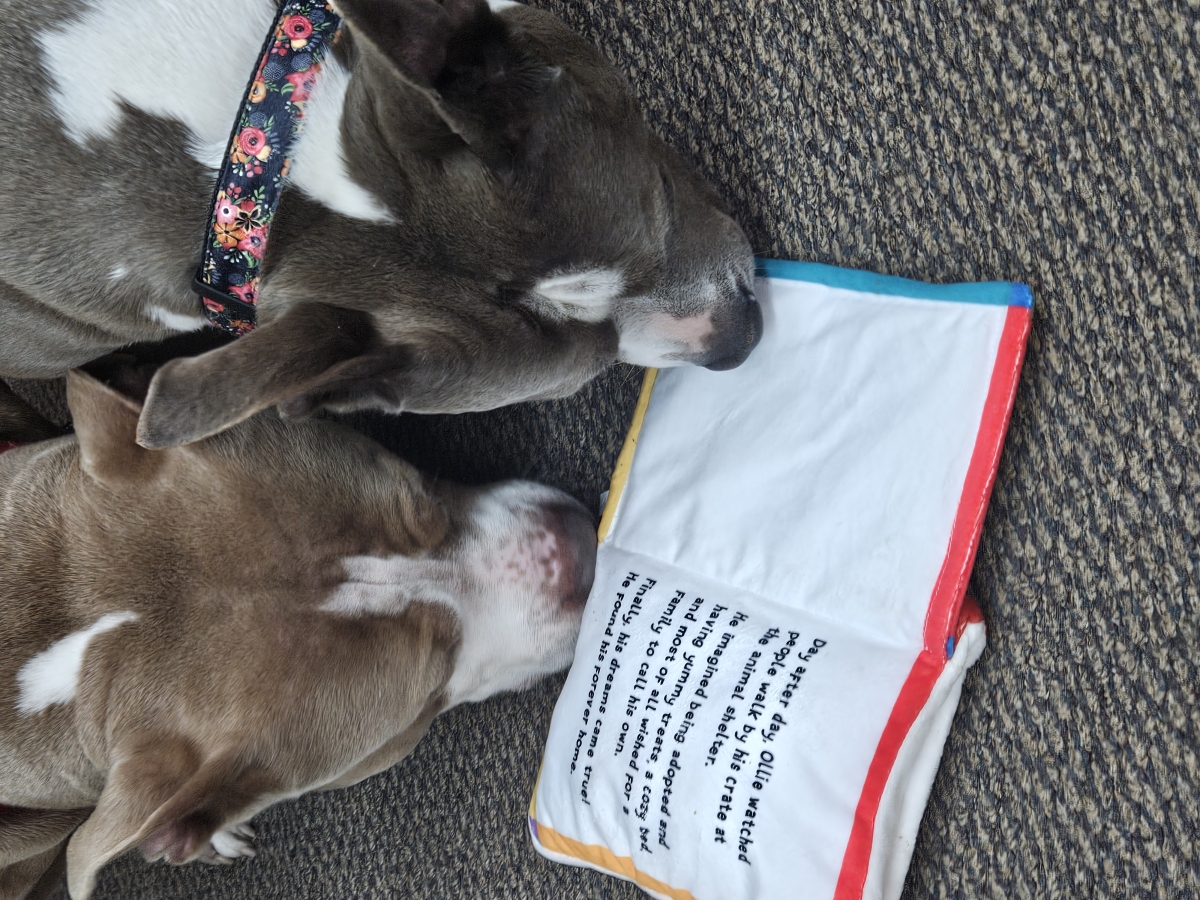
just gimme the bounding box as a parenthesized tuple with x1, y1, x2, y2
(0, 370, 595, 900)
(0, 0, 761, 447)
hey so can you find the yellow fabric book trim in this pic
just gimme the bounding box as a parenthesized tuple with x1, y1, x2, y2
(597, 368, 658, 543)
(535, 821, 698, 900)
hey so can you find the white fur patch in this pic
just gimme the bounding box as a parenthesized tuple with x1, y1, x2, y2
(210, 823, 256, 860)
(486, 0, 522, 10)
(38, 0, 277, 155)
(108, 265, 128, 280)
(617, 311, 715, 367)
(321, 555, 455, 617)
(15, 612, 139, 715)
(147, 304, 207, 332)
(287, 59, 395, 223)
(535, 269, 624, 323)
(39, 0, 392, 223)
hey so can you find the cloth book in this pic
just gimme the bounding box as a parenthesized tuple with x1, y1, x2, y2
(528, 260, 1032, 900)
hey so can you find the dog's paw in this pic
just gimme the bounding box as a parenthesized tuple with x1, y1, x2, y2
(203, 823, 257, 864)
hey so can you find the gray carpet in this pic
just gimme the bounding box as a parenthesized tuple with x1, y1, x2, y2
(9, 0, 1199, 896)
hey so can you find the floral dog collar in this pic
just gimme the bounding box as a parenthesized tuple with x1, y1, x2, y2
(193, 0, 343, 334)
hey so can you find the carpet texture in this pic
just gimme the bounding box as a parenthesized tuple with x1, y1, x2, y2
(9, 0, 1198, 897)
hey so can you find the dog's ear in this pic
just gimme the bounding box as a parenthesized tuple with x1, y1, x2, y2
(65, 369, 163, 485)
(336, 0, 559, 169)
(136, 304, 385, 449)
(335, 0, 482, 87)
(66, 739, 277, 899)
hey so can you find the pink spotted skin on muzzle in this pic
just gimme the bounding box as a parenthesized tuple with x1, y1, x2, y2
(537, 503, 598, 608)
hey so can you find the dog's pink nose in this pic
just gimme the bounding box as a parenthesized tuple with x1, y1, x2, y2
(539, 503, 597, 608)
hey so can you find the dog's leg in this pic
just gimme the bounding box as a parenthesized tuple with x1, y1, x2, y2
(0, 807, 89, 870)
(0, 806, 88, 900)
(0, 842, 65, 900)
(64, 737, 286, 899)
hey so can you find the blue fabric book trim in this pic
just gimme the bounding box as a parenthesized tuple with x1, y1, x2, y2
(756, 258, 1034, 309)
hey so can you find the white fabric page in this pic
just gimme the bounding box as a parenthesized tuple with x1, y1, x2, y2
(609, 279, 1007, 648)
(534, 547, 921, 900)
(861, 619, 986, 900)
(533, 272, 1012, 900)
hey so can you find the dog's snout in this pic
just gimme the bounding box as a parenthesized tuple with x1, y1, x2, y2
(704, 284, 763, 371)
(540, 503, 597, 608)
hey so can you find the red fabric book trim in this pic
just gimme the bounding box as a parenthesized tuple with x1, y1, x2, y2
(832, 304, 1031, 900)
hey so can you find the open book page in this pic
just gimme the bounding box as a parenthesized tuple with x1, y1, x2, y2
(531, 262, 1031, 900)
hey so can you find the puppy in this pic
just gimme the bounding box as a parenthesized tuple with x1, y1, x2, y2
(0, 369, 596, 900)
(0, 0, 762, 447)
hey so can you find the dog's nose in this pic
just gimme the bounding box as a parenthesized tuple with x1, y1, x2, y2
(705, 283, 763, 371)
(539, 502, 597, 608)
